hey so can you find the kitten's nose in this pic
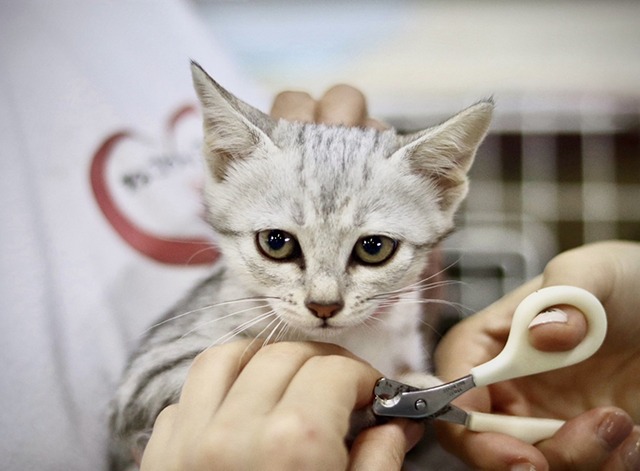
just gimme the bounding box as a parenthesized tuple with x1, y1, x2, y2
(306, 301, 343, 319)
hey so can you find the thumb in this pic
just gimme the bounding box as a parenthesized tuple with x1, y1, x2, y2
(537, 407, 635, 471)
(527, 305, 587, 352)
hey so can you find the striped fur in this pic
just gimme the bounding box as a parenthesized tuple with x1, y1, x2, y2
(108, 63, 493, 468)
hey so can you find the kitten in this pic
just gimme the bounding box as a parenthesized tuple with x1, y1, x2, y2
(109, 61, 492, 468)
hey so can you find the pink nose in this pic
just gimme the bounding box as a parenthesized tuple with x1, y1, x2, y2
(306, 302, 343, 319)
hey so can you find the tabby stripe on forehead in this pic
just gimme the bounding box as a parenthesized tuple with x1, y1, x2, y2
(295, 123, 305, 147)
(128, 349, 204, 407)
(362, 156, 372, 183)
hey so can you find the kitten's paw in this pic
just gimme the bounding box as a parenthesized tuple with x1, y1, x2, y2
(398, 372, 443, 389)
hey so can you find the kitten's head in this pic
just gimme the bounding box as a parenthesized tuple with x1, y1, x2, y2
(191, 62, 492, 338)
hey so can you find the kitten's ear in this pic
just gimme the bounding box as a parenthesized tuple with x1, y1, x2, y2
(191, 61, 277, 181)
(396, 100, 493, 214)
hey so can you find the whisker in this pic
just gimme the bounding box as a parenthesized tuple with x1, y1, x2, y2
(274, 323, 290, 343)
(258, 316, 281, 344)
(371, 278, 461, 300)
(384, 257, 461, 293)
(238, 322, 281, 363)
(413, 278, 463, 292)
(185, 245, 220, 265)
(363, 314, 387, 337)
(418, 318, 445, 340)
(365, 315, 385, 327)
(262, 318, 285, 347)
(370, 278, 459, 299)
(144, 296, 277, 333)
(390, 297, 471, 316)
(241, 314, 284, 353)
(209, 311, 276, 347)
(177, 303, 274, 340)
(405, 275, 457, 291)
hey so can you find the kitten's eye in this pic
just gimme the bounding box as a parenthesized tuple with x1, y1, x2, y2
(256, 230, 300, 261)
(352, 235, 398, 265)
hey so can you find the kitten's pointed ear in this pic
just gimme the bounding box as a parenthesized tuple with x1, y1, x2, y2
(397, 100, 493, 214)
(191, 61, 277, 181)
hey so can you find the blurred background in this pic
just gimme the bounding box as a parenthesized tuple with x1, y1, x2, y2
(194, 0, 640, 314)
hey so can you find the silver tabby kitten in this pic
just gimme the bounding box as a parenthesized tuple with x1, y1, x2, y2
(109, 62, 493, 468)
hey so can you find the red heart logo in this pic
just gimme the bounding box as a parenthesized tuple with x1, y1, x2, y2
(90, 105, 219, 265)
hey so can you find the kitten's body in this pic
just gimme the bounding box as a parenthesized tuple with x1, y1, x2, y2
(110, 63, 492, 468)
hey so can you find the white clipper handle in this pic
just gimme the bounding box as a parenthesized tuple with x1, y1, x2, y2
(467, 412, 565, 444)
(471, 285, 607, 388)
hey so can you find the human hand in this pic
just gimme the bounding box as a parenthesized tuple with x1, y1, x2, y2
(140, 341, 422, 471)
(435, 240, 640, 470)
(270, 84, 387, 130)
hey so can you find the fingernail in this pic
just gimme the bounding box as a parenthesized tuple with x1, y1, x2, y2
(528, 308, 568, 328)
(509, 463, 536, 471)
(621, 431, 640, 469)
(597, 411, 633, 449)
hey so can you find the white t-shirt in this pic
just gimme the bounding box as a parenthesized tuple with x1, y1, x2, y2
(0, 2, 264, 469)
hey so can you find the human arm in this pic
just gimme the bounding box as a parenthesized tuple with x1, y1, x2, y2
(435, 240, 640, 470)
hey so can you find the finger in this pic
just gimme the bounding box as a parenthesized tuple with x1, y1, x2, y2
(538, 407, 634, 471)
(316, 84, 368, 126)
(602, 425, 640, 471)
(435, 423, 548, 471)
(275, 353, 382, 433)
(250, 353, 380, 471)
(270, 90, 316, 122)
(349, 419, 423, 471)
(540, 242, 640, 352)
(217, 342, 351, 418)
(175, 340, 260, 431)
(528, 305, 587, 352)
(140, 405, 179, 471)
(178, 340, 259, 410)
(541, 245, 615, 303)
(364, 117, 390, 131)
